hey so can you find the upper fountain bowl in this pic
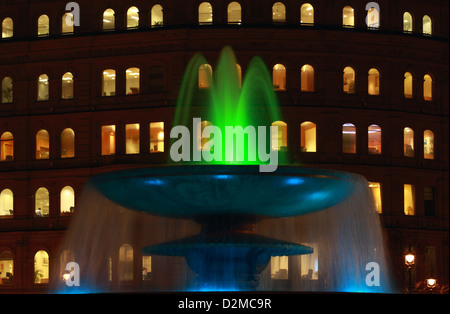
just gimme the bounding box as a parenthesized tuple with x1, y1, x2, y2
(90, 165, 358, 219)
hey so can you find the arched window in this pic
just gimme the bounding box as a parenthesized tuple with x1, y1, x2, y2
(342, 123, 356, 154)
(423, 74, 433, 101)
(368, 124, 382, 155)
(343, 67, 355, 94)
(404, 72, 413, 98)
(150, 122, 164, 153)
(300, 64, 314, 92)
(102, 69, 116, 96)
(36, 130, 50, 159)
(422, 15, 432, 35)
(126, 6, 139, 29)
(0, 189, 13, 216)
(37, 14, 50, 36)
(368, 68, 380, 95)
(300, 3, 314, 25)
(61, 128, 75, 158)
(37, 74, 49, 101)
(273, 64, 286, 91)
(126, 123, 140, 154)
(342, 6, 354, 27)
(103, 9, 115, 31)
(227, 2, 242, 24)
(59, 250, 75, 280)
(198, 64, 212, 89)
(101, 125, 116, 155)
(367, 5, 380, 29)
(272, 2, 286, 24)
(126, 67, 140, 95)
(34, 250, 49, 283)
(151, 4, 164, 27)
(403, 12, 413, 33)
(271, 121, 287, 151)
(423, 130, 434, 160)
(403, 127, 415, 157)
(0, 250, 14, 284)
(35, 187, 49, 217)
(2, 17, 13, 38)
(62, 13, 74, 34)
(197, 120, 213, 151)
(300, 121, 316, 152)
(199, 2, 213, 25)
(119, 244, 133, 281)
(62, 72, 73, 99)
(1, 76, 13, 103)
(0, 132, 13, 161)
(60, 186, 75, 213)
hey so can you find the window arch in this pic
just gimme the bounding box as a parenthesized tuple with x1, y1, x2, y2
(1, 131, 14, 161)
(342, 123, 356, 154)
(1, 76, 13, 103)
(2, 17, 13, 38)
(273, 64, 286, 91)
(36, 129, 50, 159)
(343, 67, 355, 94)
(62, 72, 74, 99)
(199, 2, 213, 25)
(342, 6, 354, 27)
(403, 127, 415, 157)
(126, 6, 139, 29)
(0, 189, 13, 216)
(37, 14, 50, 36)
(228, 2, 242, 24)
(34, 250, 49, 283)
(118, 244, 133, 281)
(271, 121, 287, 151)
(300, 3, 314, 25)
(62, 12, 74, 34)
(61, 128, 75, 158)
(102, 69, 116, 96)
(300, 121, 316, 152)
(126, 67, 140, 95)
(0, 250, 14, 284)
(366, 5, 380, 29)
(38, 74, 49, 101)
(423, 74, 433, 101)
(103, 9, 115, 31)
(422, 15, 432, 35)
(423, 130, 434, 160)
(368, 68, 380, 95)
(151, 4, 164, 27)
(300, 64, 314, 92)
(368, 124, 382, 155)
(403, 12, 413, 33)
(404, 72, 413, 98)
(198, 64, 212, 89)
(60, 186, 75, 213)
(272, 2, 286, 24)
(35, 187, 49, 217)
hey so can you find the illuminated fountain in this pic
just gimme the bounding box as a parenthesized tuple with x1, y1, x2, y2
(54, 47, 393, 293)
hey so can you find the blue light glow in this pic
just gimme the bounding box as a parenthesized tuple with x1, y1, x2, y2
(145, 178, 164, 185)
(284, 177, 305, 185)
(214, 175, 231, 180)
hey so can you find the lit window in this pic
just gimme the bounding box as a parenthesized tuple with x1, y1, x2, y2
(271, 121, 287, 151)
(61, 128, 75, 158)
(0, 251, 14, 285)
(423, 130, 434, 160)
(36, 129, 50, 159)
(59, 250, 75, 281)
(34, 250, 49, 283)
(236, 64, 242, 88)
(142, 256, 152, 281)
(367, 6, 380, 29)
(403, 12, 413, 33)
(0, 189, 13, 216)
(300, 64, 314, 92)
(126, 67, 140, 95)
(271, 256, 288, 279)
(342, 123, 356, 154)
(126, 123, 140, 154)
(119, 244, 133, 281)
(199, 2, 213, 25)
(423, 74, 433, 101)
(227, 2, 242, 24)
(273, 64, 286, 91)
(198, 64, 212, 89)
(300, 121, 316, 152)
(62, 13, 74, 34)
(368, 68, 380, 95)
(102, 69, 116, 96)
(342, 6, 354, 27)
(60, 186, 75, 214)
(424, 187, 435, 216)
(37, 74, 49, 101)
(101, 125, 116, 155)
(403, 127, 414, 157)
(151, 5, 163, 27)
(404, 184, 415, 215)
(37, 14, 49, 36)
(343, 67, 355, 94)
(300, 243, 318, 280)
(368, 182, 382, 213)
(197, 120, 212, 151)
(368, 124, 382, 155)
(150, 122, 164, 153)
(62, 72, 74, 99)
(1, 132, 13, 161)
(422, 15, 432, 35)
(103, 9, 115, 31)
(272, 2, 286, 24)
(404, 72, 413, 98)
(35, 187, 49, 217)
(1, 77, 13, 103)
(2, 17, 13, 38)
(300, 3, 314, 25)
(127, 6, 139, 29)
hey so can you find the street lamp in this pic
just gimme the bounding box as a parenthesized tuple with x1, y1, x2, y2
(426, 277, 437, 293)
(404, 251, 415, 294)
